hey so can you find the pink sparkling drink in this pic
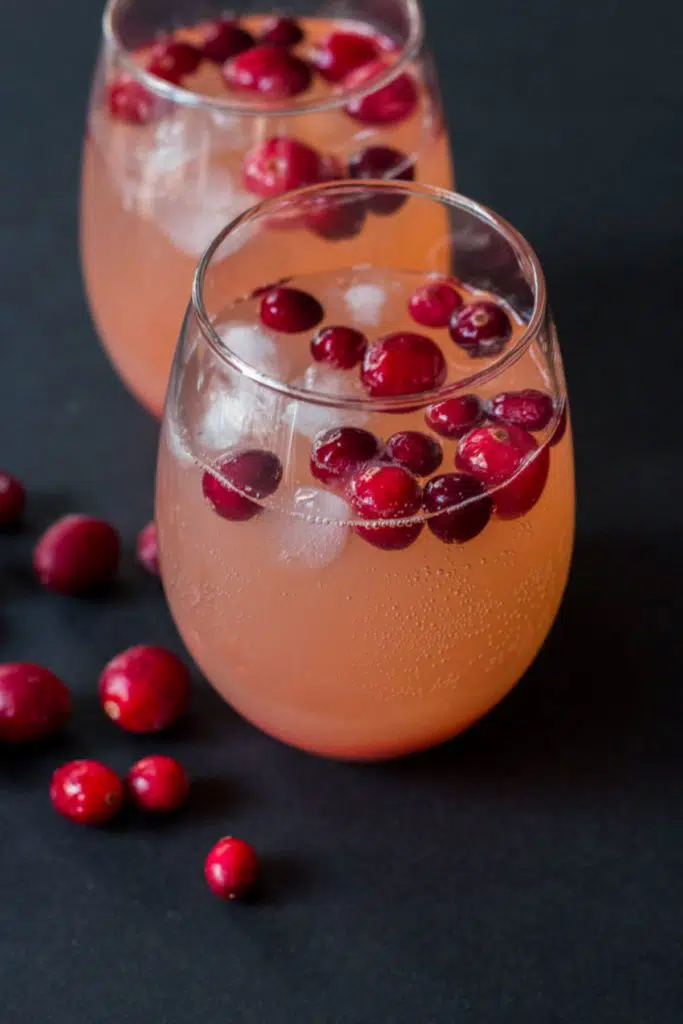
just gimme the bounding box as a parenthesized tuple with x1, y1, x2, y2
(155, 181, 575, 760)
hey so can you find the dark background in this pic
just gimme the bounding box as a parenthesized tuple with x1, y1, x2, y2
(1, 0, 682, 1020)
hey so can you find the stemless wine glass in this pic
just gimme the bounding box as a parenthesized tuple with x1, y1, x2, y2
(155, 180, 575, 761)
(80, 0, 451, 417)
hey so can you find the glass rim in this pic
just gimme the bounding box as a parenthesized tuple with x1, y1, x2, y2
(192, 180, 548, 412)
(102, 0, 424, 118)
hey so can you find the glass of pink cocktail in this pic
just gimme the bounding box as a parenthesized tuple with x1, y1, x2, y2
(80, 0, 452, 416)
(155, 180, 574, 760)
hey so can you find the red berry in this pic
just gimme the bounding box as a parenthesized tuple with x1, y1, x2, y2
(450, 300, 512, 357)
(344, 59, 418, 125)
(205, 836, 259, 900)
(259, 16, 304, 47)
(243, 136, 323, 197)
(33, 514, 120, 595)
(409, 281, 463, 328)
(312, 30, 378, 83)
(304, 190, 367, 241)
(99, 645, 190, 734)
(311, 325, 367, 368)
(385, 431, 442, 477)
(137, 521, 159, 575)
(488, 389, 554, 431)
(146, 39, 201, 82)
(50, 760, 124, 826)
(223, 44, 312, 99)
(0, 471, 25, 528)
(107, 76, 160, 125)
(127, 755, 189, 813)
(310, 427, 380, 485)
(347, 145, 415, 214)
(550, 403, 568, 447)
(425, 395, 483, 439)
(423, 472, 492, 543)
(202, 449, 283, 521)
(260, 286, 323, 333)
(456, 424, 549, 518)
(348, 463, 423, 550)
(201, 19, 255, 63)
(0, 663, 70, 744)
(361, 333, 446, 398)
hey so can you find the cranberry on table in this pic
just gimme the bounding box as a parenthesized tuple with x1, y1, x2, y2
(409, 281, 463, 328)
(0, 663, 70, 744)
(201, 19, 255, 63)
(449, 300, 512, 357)
(50, 760, 124, 826)
(203, 449, 283, 521)
(33, 514, 120, 595)
(344, 59, 418, 125)
(0, 471, 25, 528)
(259, 286, 323, 333)
(348, 145, 415, 215)
(137, 521, 159, 576)
(146, 39, 202, 82)
(425, 394, 483, 439)
(311, 325, 367, 369)
(312, 29, 379, 83)
(487, 389, 554, 432)
(310, 427, 381, 485)
(348, 463, 423, 550)
(205, 836, 259, 900)
(456, 423, 549, 518)
(385, 431, 442, 477)
(243, 136, 323, 198)
(361, 332, 447, 398)
(99, 645, 190, 733)
(423, 472, 492, 544)
(107, 77, 159, 125)
(127, 755, 189, 813)
(223, 44, 312, 99)
(259, 16, 304, 47)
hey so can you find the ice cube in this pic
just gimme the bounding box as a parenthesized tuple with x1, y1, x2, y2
(215, 322, 285, 377)
(197, 382, 282, 451)
(265, 487, 350, 569)
(344, 282, 387, 326)
(153, 170, 253, 258)
(284, 364, 369, 439)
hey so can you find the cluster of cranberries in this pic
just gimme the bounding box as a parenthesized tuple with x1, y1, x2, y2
(0, 481, 258, 901)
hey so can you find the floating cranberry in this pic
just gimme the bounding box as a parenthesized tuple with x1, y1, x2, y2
(344, 59, 418, 125)
(223, 44, 312, 99)
(310, 427, 381, 486)
(425, 394, 483, 439)
(385, 431, 442, 477)
(362, 332, 446, 398)
(127, 755, 189, 813)
(311, 325, 367, 369)
(205, 836, 259, 900)
(259, 16, 304, 47)
(304, 190, 367, 241)
(260, 286, 323, 333)
(0, 471, 25, 528)
(456, 423, 549, 518)
(450, 300, 512, 357)
(107, 77, 160, 125)
(201, 19, 255, 63)
(347, 145, 415, 214)
(243, 136, 323, 198)
(312, 30, 379, 83)
(99, 645, 190, 734)
(549, 402, 568, 447)
(50, 760, 124, 826)
(488, 389, 554, 432)
(34, 514, 120, 595)
(137, 521, 159, 576)
(349, 463, 423, 550)
(423, 472, 492, 543)
(0, 663, 70, 744)
(409, 281, 463, 328)
(146, 39, 202, 82)
(203, 449, 283, 521)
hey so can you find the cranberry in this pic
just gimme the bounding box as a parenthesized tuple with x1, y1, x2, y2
(33, 514, 120, 595)
(201, 19, 255, 63)
(223, 44, 312, 99)
(488, 389, 554, 432)
(203, 449, 283, 521)
(146, 39, 201, 82)
(205, 836, 259, 900)
(423, 473, 492, 544)
(107, 77, 160, 125)
(99, 645, 190, 733)
(312, 30, 379, 83)
(347, 145, 415, 214)
(361, 333, 446, 398)
(550, 402, 568, 447)
(409, 281, 464, 328)
(425, 394, 483, 439)
(344, 59, 418, 126)
(310, 427, 380, 485)
(260, 286, 323, 333)
(450, 300, 512, 357)
(259, 16, 304, 47)
(0, 471, 25, 528)
(0, 663, 70, 744)
(456, 424, 549, 519)
(385, 431, 442, 477)
(348, 463, 423, 550)
(311, 325, 367, 368)
(127, 755, 189, 813)
(137, 521, 159, 575)
(304, 190, 367, 241)
(50, 760, 124, 826)
(243, 136, 323, 198)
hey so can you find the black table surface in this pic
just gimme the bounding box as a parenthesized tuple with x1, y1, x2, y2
(1, 0, 682, 1021)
